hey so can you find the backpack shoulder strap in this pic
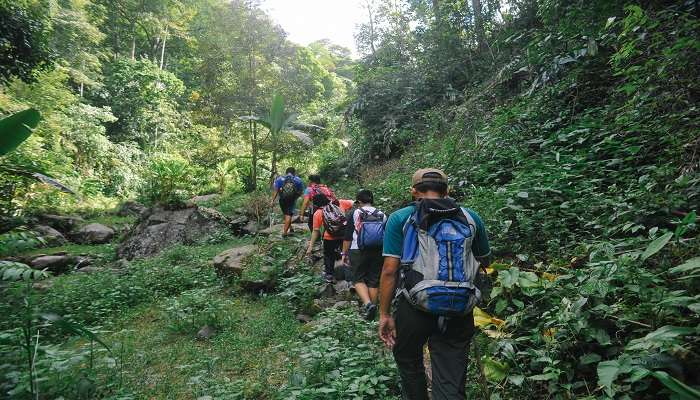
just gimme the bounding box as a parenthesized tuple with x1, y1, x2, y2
(460, 207, 477, 235)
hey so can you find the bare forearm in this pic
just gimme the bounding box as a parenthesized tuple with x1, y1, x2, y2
(342, 241, 350, 255)
(300, 198, 309, 217)
(307, 230, 319, 251)
(379, 258, 399, 317)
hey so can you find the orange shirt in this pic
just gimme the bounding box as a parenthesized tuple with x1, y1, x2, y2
(313, 199, 354, 240)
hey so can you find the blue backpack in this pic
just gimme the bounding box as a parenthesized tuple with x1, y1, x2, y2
(398, 199, 481, 318)
(357, 208, 385, 250)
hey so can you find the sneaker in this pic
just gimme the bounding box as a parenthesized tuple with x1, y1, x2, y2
(324, 274, 334, 283)
(363, 303, 377, 321)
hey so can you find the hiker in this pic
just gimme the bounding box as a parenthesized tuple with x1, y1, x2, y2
(299, 175, 337, 232)
(378, 168, 491, 400)
(341, 189, 386, 320)
(305, 193, 353, 283)
(270, 167, 304, 236)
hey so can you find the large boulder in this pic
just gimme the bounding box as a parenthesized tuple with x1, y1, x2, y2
(71, 223, 115, 244)
(30, 255, 75, 274)
(37, 214, 84, 233)
(32, 225, 67, 246)
(117, 206, 236, 260)
(212, 245, 256, 279)
(116, 201, 147, 217)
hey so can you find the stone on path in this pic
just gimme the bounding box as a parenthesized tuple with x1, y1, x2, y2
(296, 314, 313, 323)
(258, 223, 310, 236)
(212, 245, 256, 279)
(196, 325, 216, 340)
(117, 201, 147, 217)
(71, 223, 115, 244)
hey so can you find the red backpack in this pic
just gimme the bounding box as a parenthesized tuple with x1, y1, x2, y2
(309, 184, 338, 205)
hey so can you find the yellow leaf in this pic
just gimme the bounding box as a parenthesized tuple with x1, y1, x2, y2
(474, 307, 505, 328)
(541, 272, 558, 282)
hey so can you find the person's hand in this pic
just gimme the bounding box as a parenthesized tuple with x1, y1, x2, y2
(342, 254, 350, 266)
(305, 247, 312, 257)
(378, 315, 396, 349)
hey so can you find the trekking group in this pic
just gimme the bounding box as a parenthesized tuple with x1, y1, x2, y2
(271, 167, 491, 400)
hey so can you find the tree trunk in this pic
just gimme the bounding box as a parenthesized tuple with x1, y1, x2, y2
(250, 120, 258, 191)
(159, 28, 168, 70)
(130, 36, 136, 60)
(365, 0, 377, 56)
(471, 0, 485, 51)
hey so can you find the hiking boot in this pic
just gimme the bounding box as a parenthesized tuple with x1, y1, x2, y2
(363, 303, 377, 321)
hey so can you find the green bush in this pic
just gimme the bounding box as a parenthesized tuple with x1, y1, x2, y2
(140, 155, 203, 207)
(279, 307, 399, 399)
(162, 288, 229, 334)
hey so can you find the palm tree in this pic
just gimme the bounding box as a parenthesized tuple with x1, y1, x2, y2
(239, 94, 319, 187)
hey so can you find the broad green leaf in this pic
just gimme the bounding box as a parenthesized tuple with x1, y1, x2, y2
(528, 372, 557, 381)
(579, 353, 601, 365)
(669, 257, 700, 274)
(499, 267, 519, 289)
(40, 313, 112, 353)
(641, 232, 673, 261)
(597, 360, 620, 388)
(627, 325, 696, 351)
(517, 271, 539, 288)
(652, 371, 700, 400)
(0, 108, 41, 155)
(483, 357, 509, 382)
(508, 374, 525, 386)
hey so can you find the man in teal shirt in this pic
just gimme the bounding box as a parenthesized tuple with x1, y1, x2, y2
(378, 168, 491, 400)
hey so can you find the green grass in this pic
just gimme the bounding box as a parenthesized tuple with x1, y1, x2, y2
(15, 243, 117, 259)
(94, 295, 301, 399)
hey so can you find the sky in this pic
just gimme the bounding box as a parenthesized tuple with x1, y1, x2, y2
(260, 0, 367, 57)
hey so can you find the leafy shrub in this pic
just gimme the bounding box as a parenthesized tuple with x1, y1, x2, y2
(162, 288, 229, 334)
(0, 229, 44, 257)
(140, 155, 202, 207)
(279, 307, 399, 399)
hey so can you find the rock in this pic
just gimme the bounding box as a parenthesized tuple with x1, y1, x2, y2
(212, 245, 256, 279)
(30, 255, 74, 274)
(32, 281, 54, 291)
(334, 280, 354, 298)
(240, 264, 276, 293)
(71, 223, 115, 244)
(31, 225, 67, 246)
(188, 193, 219, 206)
(196, 325, 216, 340)
(296, 314, 313, 323)
(258, 222, 310, 236)
(112, 259, 130, 269)
(332, 301, 351, 309)
(316, 282, 336, 298)
(37, 214, 84, 233)
(117, 206, 233, 260)
(117, 201, 147, 217)
(75, 266, 101, 274)
(241, 221, 260, 235)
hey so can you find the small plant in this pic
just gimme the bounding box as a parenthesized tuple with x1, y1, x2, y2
(162, 288, 229, 334)
(0, 230, 45, 257)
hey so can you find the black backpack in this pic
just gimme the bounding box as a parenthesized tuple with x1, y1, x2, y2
(279, 176, 300, 200)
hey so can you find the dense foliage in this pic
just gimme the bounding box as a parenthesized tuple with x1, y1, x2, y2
(0, 0, 353, 221)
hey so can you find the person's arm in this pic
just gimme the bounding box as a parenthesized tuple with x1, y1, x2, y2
(341, 210, 355, 264)
(306, 229, 320, 255)
(299, 197, 310, 222)
(378, 256, 400, 348)
(270, 179, 279, 205)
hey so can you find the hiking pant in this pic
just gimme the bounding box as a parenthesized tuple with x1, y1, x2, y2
(322, 238, 342, 277)
(393, 297, 475, 400)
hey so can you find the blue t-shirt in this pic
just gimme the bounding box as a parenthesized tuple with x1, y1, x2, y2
(274, 174, 304, 193)
(383, 204, 490, 259)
